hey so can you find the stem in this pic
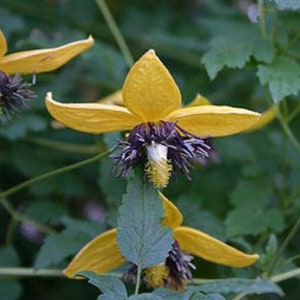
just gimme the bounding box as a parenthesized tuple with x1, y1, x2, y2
(287, 102, 300, 123)
(232, 293, 246, 300)
(0, 267, 63, 277)
(134, 264, 142, 295)
(95, 0, 134, 67)
(267, 216, 300, 277)
(0, 197, 55, 234)
(258, 0, 267, 38)
(0, 151, 109, 200)
(271, 268, 300, 283)
(277, 105, 300, 155)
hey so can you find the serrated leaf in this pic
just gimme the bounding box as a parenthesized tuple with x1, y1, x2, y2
(275, 0, 300, 10)
(202, 35, 274, 79)
(190, 293, 225, 300)
(117, 177, 173, 269)
(226, 207, 266, 237)
(192, 278, 284, 296)
(229, 179, 270, 208)
(153, 288, 186, 300)
(35, 218, 105, 268)
(129, 294, 163, 300)
(78, 271, 127, 299)
(257, 56, 300, 103)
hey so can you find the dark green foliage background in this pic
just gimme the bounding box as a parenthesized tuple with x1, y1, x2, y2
(0, 0, 300, 299)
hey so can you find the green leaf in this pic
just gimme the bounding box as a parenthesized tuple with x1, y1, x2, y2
(275, 0, 300, 10)
(117, 176, 174, 269)
(229, 179, 270, 208)
(129, 294, 163, 300)
(226, 206, 266, 237)
(0, 247, 22, 300)
(192, 278, 284, 296)
(202, 35, 274, 79)
(0, 246, 20, 267)
(257, 56, 300, 103)
(0, 114, 47, 140)
(189, 293, 225, 300)
(0, 280, 22, 300)
(78, 271, 127, 300)
(152, 288, 186, 300)
(226, 179, 284, 237)
(35, 217, 105, 268)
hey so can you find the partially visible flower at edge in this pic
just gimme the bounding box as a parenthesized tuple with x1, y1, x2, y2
(0, 71, 36, 119)
(46, 50, 261, 188)
(0, 29, 94, 74)
(0, 28, 94, 119)
(63, 193, 259, 290)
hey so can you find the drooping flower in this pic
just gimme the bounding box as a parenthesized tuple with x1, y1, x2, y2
(63, 193, 259, 290)
(0, 29, 94, 74)
(46, 50, 261, 188)
(0, 28, 93, 119)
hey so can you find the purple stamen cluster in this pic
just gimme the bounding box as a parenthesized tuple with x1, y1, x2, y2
(122, 241, 195, 290)
(110, 120, 211, 179)
(0, 71, 36, 120)
(164, 241, 195, 289)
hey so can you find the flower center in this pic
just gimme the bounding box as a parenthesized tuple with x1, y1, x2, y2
(0, 70, 35, 120)
(123, 241, 195, 290)
(110, 121, 211, 188)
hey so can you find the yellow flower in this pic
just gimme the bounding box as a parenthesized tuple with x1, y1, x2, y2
(46, 50, 260, 188)
(63, 193, 259, 290)
(0, 29, 94, 74)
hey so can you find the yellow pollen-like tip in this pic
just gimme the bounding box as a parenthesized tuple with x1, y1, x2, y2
(145, 264, 169, 288)
(145, 158, 173, 188)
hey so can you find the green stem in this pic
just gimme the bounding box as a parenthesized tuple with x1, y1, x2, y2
(95, 0, 134, 67)
(0, 267, 63, 277)
(258, 0, 267, 38)
(0, 197, 55, 234)
(0, 151, 109, 200)
(286, 102, 300, 123)
(232, 293, 246, 300)
(271, 268, 300, 283)
(134, 264, 142, 295)
(277, 105, 300, 155)
(267, 216, 300, 277)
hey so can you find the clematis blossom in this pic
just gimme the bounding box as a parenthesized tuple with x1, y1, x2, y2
(0, 29, 94, 74)
(0, 29, 93, 119)
(63, 193, 259, 290)
(46, 50, 261, 188)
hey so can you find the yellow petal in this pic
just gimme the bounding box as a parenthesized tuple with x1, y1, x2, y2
(123, 49, 181, 122)
(0, 35, 94, 74)
(245, 105, 277, 132)
(97, 90, 124, 106)
(63, 228, 125, 278)
(174, 227, 259, 268)
(0, 29, 7, 57)
(159, 192, 183, 229)
(186, 93, 212, 107)
(166, 105, 261, 137)
(46, 92, 141, 134)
